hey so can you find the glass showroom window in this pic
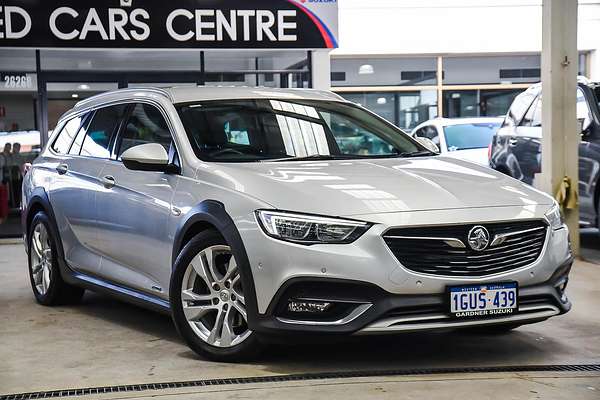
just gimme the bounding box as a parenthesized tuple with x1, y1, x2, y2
(204, 50, 309, 88)
(397, 90, 437, 130)
(443, 90, 478, 118)
(340, 92, 396, 124)
(0, 49, 39, 237)
(340, 90, 437, 130)
(443, 89, 524, 118)
(480, 89, 523, 117)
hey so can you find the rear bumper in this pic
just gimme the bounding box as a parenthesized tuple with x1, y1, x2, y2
(251, 257, 572, 336)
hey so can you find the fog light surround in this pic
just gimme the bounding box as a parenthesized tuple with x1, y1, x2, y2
(288, 300, 332, 313)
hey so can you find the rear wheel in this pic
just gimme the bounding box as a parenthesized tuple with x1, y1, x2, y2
(170, 230, 263, 361)
(28, 212, 84, 305)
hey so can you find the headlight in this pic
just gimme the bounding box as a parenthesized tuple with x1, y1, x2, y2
(255, 210, 371, 244)
(545, 203, 564, 230)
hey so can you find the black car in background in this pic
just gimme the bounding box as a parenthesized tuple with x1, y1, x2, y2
(489, 77, 600, 228)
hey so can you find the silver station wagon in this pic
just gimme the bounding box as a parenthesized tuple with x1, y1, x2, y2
(22, 86, 573, 361)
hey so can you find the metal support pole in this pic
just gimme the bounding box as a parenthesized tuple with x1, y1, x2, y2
(35, 50, 48, 148)
(436, 56, 443, 117)
(310, 50, 331, 90)
(540, 0, 579, 255)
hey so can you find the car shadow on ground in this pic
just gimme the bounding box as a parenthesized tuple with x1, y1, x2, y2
(71, 291, 571, 373)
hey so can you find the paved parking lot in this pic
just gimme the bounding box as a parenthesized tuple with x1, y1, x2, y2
(1, 243, 599, 398)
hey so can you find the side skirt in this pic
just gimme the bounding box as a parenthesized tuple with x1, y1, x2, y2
(70, 271, 172, 315)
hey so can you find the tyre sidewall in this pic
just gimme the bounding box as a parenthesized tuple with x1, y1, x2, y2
(170, 229, 262, 361)
(28, 212, 62, 305)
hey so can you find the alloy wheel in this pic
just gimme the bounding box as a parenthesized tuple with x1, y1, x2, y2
(181, 245, 251, 348)
(30, 223, 53, 295)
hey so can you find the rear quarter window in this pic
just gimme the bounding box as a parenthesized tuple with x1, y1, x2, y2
(51, 115, 86, 154)
(502, 91, 536, 128)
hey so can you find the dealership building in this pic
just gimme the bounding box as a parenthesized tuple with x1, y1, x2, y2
(329, 0, 600, 130)
(1, 1, 599, 141)
(2, 1, 599, 237)
(0, 0, 339, 237)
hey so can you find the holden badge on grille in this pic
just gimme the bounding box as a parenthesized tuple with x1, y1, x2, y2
(467, 226, 490, 251)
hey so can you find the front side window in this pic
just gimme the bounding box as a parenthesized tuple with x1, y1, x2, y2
(443, 122, 501, 151)
(176, 99, 424, 162)
(117, 103, 172, 158)
(79, 105, 128, 158)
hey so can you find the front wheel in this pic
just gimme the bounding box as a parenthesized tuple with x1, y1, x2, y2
(170, 230, 263, 361)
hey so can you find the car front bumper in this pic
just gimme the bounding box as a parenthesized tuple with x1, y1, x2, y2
(235, 205, 572, 335)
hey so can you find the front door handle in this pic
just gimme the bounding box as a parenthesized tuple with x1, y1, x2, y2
(508, 138, 518, 147)
(102, 175, 116, 189)
(56, 164, 68, 175)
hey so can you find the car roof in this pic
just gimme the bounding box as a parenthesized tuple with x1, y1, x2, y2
(71, 86, 346, 113)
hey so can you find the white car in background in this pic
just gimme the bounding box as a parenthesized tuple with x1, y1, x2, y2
(411, 118, 503, 166)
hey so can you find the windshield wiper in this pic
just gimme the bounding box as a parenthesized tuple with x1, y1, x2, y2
(265, 154, 350, 162)
(397, 150, 436, 158)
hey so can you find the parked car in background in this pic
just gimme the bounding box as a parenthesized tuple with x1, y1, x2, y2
(489, 77, 600, 228)
(411, 117, 503, 166)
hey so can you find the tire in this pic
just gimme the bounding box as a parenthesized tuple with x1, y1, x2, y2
(170, 229, 263, 362)
(27, 211, 85, 305)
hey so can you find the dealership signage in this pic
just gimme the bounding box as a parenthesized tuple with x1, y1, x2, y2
(0, 0, 338, 49)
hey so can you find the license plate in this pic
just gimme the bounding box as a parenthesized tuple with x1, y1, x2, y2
(449, 282, 518, 318)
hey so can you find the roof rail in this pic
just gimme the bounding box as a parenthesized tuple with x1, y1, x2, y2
(74, 87, 174, 108)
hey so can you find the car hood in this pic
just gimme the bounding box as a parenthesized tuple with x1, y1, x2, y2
(201, 156, 554, 217)
(443, 148, 489, 166)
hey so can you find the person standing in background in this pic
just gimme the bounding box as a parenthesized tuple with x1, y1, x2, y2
(0, 143, 10, 223)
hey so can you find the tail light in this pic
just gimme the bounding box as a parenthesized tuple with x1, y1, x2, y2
(487, 143, 492, 160)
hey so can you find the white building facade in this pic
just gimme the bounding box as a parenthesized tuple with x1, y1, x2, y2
(330, 0, 600, 129)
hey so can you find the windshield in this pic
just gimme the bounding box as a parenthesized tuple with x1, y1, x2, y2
(176, 99, 424, 162)
(443, 122, 501, 151)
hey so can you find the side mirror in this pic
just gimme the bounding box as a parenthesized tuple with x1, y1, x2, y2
(121, 143, 178, 173)
(414, 137, 440, 154)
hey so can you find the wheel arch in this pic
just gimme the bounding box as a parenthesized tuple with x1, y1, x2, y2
(24, 188, 64, 260)
(171, 200, 260, 327)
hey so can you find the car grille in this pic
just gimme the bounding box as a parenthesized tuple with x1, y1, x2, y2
(383, 220, 547, 277)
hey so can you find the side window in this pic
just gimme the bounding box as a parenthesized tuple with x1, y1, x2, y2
(117, 103, 172, 158)
(51, 115, 85, 154)
(520, 96, 539, 127)
(69, 114, 91, 155)
(577, 88, 592, 124)
(531, 96, 542, 127)
(79, 104, 128, 158)
(503, 91, 536, 127)
(415, 126, 440, 145)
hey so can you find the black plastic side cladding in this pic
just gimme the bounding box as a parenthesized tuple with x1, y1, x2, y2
(171, 200, 260, 328)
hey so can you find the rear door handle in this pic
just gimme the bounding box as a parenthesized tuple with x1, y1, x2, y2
(56, 164, 68, 175)
(102, 175, 116, 189)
